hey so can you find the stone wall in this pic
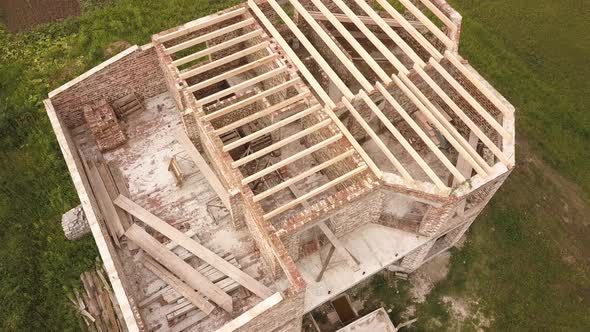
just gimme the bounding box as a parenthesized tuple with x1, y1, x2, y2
(50, 45, 167, 128)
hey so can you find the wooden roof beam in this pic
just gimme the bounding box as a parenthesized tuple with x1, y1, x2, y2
(352, 0, 426, 67)
(187, 54, 278, 93)
(195, 66, 288, 108)
(224, 104, 322, 152)
(377, 81, 465, 182)
(205, 77, 302, 122)
(214, 91, 310, 135)
(288, 0, 373, 91)
(242, 133, 343, 185)
(254, 149, 355, 202)
(419, 0, 458, 33)
(248, 0, 334, 107)
(165, 18, 255, 55)
(358, 90, 448, 190)
(399, 71, 491, 176)
(397, 0, 454, 48)
(179, 41, 270, 80)
(342, 97, 414, 183)
(307, 11, 425, 31)
(232, 119, 332, 168)
(331, 0, 409, 75)
(309, 0, 391, 84)
(172, 29, 264, 67)
(415, 65, 510, 165)
(263, 165, 368, 220)
(156, 7, 247, 43)
(265, 0, 355, 99)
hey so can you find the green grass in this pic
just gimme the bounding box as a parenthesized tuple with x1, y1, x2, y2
(412, 1, 590, 330)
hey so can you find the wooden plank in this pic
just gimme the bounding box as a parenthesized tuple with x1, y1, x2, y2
(342, 97, 414, 183)
(415, 64, 509, 164)
(215, 293, 283, 332)
(156, 7, 247, 43)
(376, 81, 465, 182)
(263, 165, 368, 220)
(188, 54, 279, 93)
(241, 133, 343, 185)
(142, 257, 215, 314)
(307, 11, 426, 31)
(165, 18, 255, 55)
(248, 0, 335, 107)
(316, 244, 336, 282)
(323, 106, 382, 178)
(444, 51, 512, 117)
(266, 0, 354, 99)
(358, 91, 447, 190)
(418, 0, 457, 32)
(317, 221, 359, 271)
(116, 196, 274, 300)
(205, 78, 302, 122)
(175, 130, 230, 209)
(179, 42, 270, 80)
(309, 0, 391, 83)
(254, 150, 356, 202)
(195, 66, 288, 108)
(124, 225, 233, 312)
(289, 0, 373, 91)
(374, 0, 443, 60)
(96, 162, 131, 230)
(87, 160, 125, 242)
(224, 104, 321, 152)
(173, 29, 263, 67)
(429, 58, 512, 139)
(352, 0, 426, 67)
(398, 73, 490, 176)
(397, 0, 453, 47)
(171, 310, 208, 332)
(331, 0, 409, 75)
(231, 118, 332, 168)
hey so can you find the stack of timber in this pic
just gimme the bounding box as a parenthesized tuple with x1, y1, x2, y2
(67, 262, 124, 332)
(112, 92, 145, 119)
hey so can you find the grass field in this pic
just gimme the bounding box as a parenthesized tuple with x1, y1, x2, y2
(0, 0, 588, 330)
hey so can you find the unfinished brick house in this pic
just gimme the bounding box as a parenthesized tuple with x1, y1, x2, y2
(45, 0, 515, 331)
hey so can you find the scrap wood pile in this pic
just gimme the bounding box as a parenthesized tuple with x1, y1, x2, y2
(67, 259, 124, 332)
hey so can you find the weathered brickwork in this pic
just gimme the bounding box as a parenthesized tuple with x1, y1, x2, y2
(51, 46, 167, 128)
(327, 188, 383, 236)
(61, 205, 90, 240)
(83, 101, 127, 152)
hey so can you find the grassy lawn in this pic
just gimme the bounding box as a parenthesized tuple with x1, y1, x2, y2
(0, 0, 588, 331)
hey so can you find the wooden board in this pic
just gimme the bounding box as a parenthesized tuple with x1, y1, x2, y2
(124, 224, 233, 312)
(116, 196, 273, 300)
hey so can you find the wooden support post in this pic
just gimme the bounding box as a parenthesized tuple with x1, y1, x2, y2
(124, 225, 233, 312)
(316, 244, 336, 282)
(116, 196, 274, 299)
(317, 221, 360, 271)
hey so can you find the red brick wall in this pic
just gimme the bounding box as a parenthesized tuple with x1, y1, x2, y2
(50, 46, 167, 128)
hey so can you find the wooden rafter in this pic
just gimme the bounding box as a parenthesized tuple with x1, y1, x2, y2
(187, 53, 279, 93)
(223, 104, 322, 152)
(215, 91, 310, 135)
(358, 91, 448, 190)
(307, 11, 425, 31)
(155, 7, 247, 43)
(194, 66, 288, 108)
(288, 0, 373, 91)
(397, 0, 454, 48)
(232, 119, 332, 168)
(248, 0, 334, 107)
(254, 150, 355, 202)
(265, 0, 354, 99)
(399, 72, 491, 176)
(414, 65, 509, 165)
(263, 165, 368, 220)
(165, 18, 255, 55)
(429, 58, 511, 139)
(331, 0, 408, 75)
(418, 0, 458, 33)
(309, 0, 391, 84)
(376, 82, 465, 182)
(444, 51, 512, 118)
(352, 0, 425, 67)
(341, 97, 414, 183)
(374, 0, 442, 60)
(242, 133, 343, 185)
(172, 29, 264, 67)
(179, 41, 270, 80)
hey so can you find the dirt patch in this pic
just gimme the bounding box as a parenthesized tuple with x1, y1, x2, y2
(409, 251, 451, 303)
(442, 296, 493, 330)
(0, 0, 80, 33)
